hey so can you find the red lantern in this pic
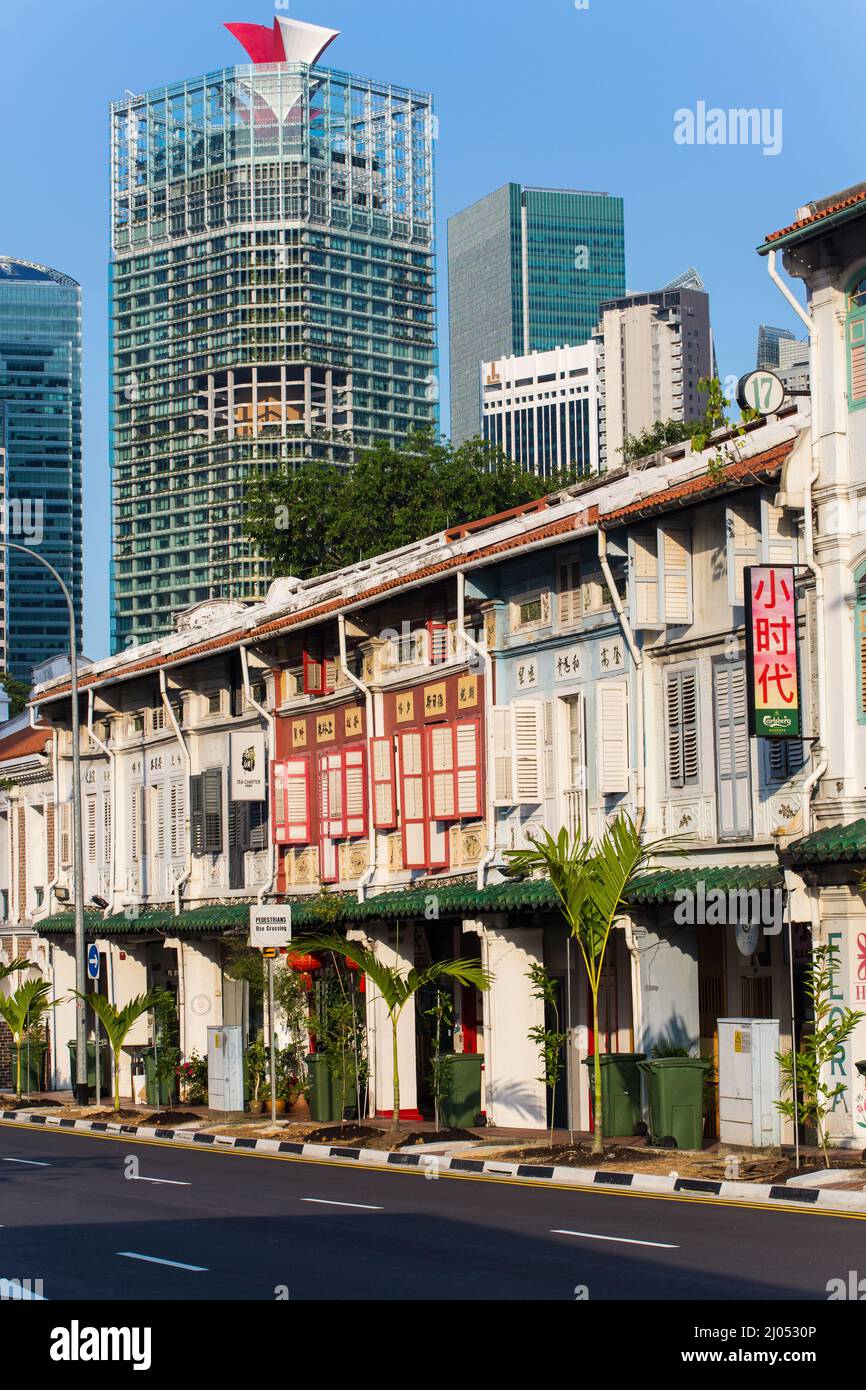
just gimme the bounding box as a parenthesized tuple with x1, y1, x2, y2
(288, 952, 322, 973)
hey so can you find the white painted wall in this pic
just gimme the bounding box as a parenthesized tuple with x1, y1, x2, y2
(482, 922, 546, 1129)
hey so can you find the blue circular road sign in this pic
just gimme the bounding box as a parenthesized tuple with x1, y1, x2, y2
(87, 944, 100, 981)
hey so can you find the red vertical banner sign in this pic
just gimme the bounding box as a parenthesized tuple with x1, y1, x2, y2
(744, 565, 801, 738)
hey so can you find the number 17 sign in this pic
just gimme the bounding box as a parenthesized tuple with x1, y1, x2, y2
(744, 566, 801, 738)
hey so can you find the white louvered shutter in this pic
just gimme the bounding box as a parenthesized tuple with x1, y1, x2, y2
(761, 497, 798, 565)
(130, 789, 140, 864)
(399, 730, 427, 868)
(666, 669, 699, 789)
(86, 797, 97, 864)
(492, 707, 513, 805)
(103, 795, 112, 866)
(343, 746, 367, 836)
(60, 802, 72, 868)
(597, 682, 629, 795)
(661, 526, 692, 624)
(726, 502, 761, 605)
(455, 718, 482, 817)
(371, 737, 397, 829)
(558, 560, 581, 627)
(631, 532, 660, 626)
(427, 723, 456, 820)
(512, 701, 543, 804)
(714, 662, 752, 837)
(274, 757, 310, 845)
(155, 785, 166, 861)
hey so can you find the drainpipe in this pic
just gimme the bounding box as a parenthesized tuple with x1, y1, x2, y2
(159, 670, 191, 914)
(239, 643, 277, 907)
(598, 531, 645, 834)
(623, 916, 644, 1053)
(87, 689, 117, 918)
(41, 728, 60, 921)
(337, 614, 377, 901)
(456, 572, 496, 889)
(767, 250, 828, 832)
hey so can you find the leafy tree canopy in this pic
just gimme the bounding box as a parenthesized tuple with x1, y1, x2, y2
(0, 672, 31, 718)
(243, 431, 579, 579)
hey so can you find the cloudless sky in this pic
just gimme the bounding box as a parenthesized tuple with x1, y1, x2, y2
(1, 0, 863, 659)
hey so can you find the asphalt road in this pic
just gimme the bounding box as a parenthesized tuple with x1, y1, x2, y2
(0, 1121, 861, 1301)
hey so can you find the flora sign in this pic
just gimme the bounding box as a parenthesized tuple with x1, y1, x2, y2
(744, 566, 800, 738)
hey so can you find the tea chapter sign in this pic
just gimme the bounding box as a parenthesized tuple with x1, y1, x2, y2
(744, 566, 801, 738)
(230, 731, 267, 800)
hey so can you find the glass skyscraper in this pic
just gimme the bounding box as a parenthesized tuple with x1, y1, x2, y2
(448, 183, 625, 445)
(110, 18, 437, 651)
(0, 258, 82, 681)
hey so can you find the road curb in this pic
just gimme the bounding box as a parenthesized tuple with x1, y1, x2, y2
(3, 1109, 865, 1214)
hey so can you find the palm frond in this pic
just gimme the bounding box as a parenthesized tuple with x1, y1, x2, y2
(294, 932, 406, 1012)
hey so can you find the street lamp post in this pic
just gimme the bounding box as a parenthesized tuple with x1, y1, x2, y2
(6, 542, 87, 1104)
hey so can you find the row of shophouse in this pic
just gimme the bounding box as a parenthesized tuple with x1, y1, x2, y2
(4, 183, 866, 1144)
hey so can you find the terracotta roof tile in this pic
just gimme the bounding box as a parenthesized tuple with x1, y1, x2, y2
(763, 187, 866, 245)
(0, 724, 51, 761)
(600, 441, 793, 525)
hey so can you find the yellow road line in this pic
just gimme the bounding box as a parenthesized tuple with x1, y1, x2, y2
(0, 1117, 862, 1222)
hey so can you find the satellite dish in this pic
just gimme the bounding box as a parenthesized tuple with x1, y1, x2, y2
(736, 920, 761, 957)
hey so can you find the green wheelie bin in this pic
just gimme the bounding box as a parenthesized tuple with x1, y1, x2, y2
(638, 1056, 708, 1150)
(582, 1052, 645, 1136)
(306, 1053, 338, 1122)
(67, 1040, 110, 1100)
(438, 1053, 484, 1127)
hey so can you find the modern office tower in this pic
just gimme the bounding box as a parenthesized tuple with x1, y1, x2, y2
(595, 270, 714, 469)
(480, 343, 600, 477)
(0, 258, 82, 681)
(109, 16, 437, 652)
(447, 184, 625, 446)
(756, 323, 810, 392)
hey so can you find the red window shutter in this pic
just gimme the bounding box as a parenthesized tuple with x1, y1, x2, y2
(317, 751, 340, 882)
(398, 730, 428, 868)
(426, 605, 450, 665)
(427, 722, 456, 820)
(284, 757, 311, 844)
(343, 744, 367, 837)
(272, 757, 311, 844)
(454, 717, 483, 817)
(371, 736, 397, 829)
(303, 650, 325, 695)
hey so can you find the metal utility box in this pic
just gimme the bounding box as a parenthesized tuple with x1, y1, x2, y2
(718, 1018, 780, 1148)
(207, 1025, 244, 1113)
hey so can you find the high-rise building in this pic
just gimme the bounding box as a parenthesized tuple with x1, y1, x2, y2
(0, 258, 82, 681)
(595, 271, 714, 468)
(447, 184, 625, 446)
(109, 16, 437, 652)
(756, 323, 809, 393)
(480, 343, 600, 477)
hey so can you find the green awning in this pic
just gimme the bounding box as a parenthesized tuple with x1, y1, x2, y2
(783, 818, 866, 865)
(34, 862, 783, 937)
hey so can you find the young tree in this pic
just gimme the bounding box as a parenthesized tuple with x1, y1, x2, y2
(776, 944, 865, 1167)
(0, 672, 32, 718)
(296, 929, 491, 1133)
(506, 816, 660, 1156)
(243, 431, 578, 580)
(74, 990, 163, 1113)
(526, 963, 568, 1148)
(0, 979, 52, 1099)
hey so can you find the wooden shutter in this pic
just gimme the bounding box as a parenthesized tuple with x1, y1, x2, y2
(492, 707, 513, 805)
(849, 315, 866, 404)
(302, 649, 324, 695)
(272, 758, 310, 844)
(761, 496, 798, 565)
(59, 802, 72, 868)
(103, 795, 112, 866)
(317, 751, 341, 882)
(398, 730, 427, 868)
(427, 723, 456, 819)
(726, 502, 760, 605)
(228, 801, 249, 888)
(455, 718, 482, 817)
(666, 669, 699, 789)
(343, 745, 367, 836)
(249, 801, 268, 851)
(169, 780, 184, 859)
(202, 769, 223, 853)
(86, 797, 97, 864)
(631, 532, 660, 627)
(714, 662, 752, 837)
(660, 526, 692, 624)
(512, 701, 544, 803)
(558, 559, 581, 627)
(767, 737, 805, 781)
(371, 736, 397, 829)
(189, 775, 204, 855)
(597, 681, 629, 795)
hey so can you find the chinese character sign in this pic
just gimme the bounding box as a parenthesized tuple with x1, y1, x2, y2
(745, 566, 800, 738)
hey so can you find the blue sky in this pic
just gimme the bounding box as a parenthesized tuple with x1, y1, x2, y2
(1, 0, 862, 659)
